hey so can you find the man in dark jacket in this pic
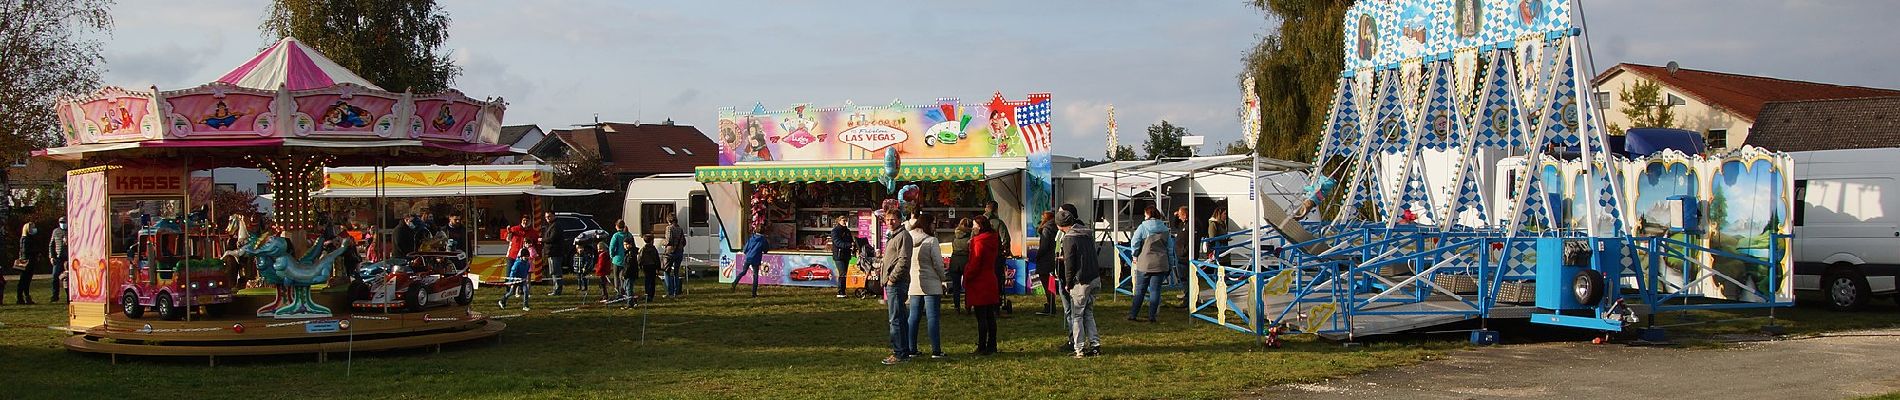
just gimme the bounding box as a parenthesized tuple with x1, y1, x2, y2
(48, 218, 68, 303)
(828, 215, 855, 298)
(663, 215, 687, 297)
(1055, 206, 1099, 358)
(540, 212, 569, 295)
(1034, 211, 1059, 315)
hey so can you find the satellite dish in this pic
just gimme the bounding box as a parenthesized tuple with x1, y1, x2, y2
(1665, 61, 1680, 75)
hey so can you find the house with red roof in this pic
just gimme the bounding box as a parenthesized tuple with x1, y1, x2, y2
(530, 120, 717, 186)
(1591, 63, 1900, 150)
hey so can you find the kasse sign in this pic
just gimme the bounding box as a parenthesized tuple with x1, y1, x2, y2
(838, 125, 908, 152)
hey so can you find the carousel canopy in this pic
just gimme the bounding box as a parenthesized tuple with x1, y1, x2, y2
(216, 37, 382, 91)
(35, 36, 509, 165)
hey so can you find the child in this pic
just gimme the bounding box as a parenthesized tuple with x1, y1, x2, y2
(592, 241, 613, 302)
(639, 233, 662, 303)
(620, 233, 640, 308)
(498, 241, 537, 311)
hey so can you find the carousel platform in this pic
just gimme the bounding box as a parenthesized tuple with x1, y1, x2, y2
(64, 291, 504, 364)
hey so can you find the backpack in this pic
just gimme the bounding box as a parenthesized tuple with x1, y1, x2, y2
(1135, 230, 1171, 274)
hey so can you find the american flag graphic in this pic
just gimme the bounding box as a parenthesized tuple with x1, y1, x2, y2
(1015, 100, 1052, 154)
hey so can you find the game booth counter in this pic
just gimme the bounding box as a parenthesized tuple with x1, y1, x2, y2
(305, 164, 611, 285)
(694, 93, 1087, 295)
(34, 37, 511, 361)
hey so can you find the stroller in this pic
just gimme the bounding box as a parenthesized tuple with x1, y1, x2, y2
(851, 237, 881, 300)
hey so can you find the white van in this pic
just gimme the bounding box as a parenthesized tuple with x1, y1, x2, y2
(1792, 148, 1900, 310)
(622, 173, 721, 265)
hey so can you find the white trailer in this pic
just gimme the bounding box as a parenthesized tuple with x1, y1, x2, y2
(1791, 148, 1900, 310)
(622, 173, 721, 264)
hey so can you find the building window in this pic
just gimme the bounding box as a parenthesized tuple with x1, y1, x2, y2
(661, 146, 677, 155)
(1706, 129, 1728, 150)
(216, 183, 237, 193)
(1593, 91, 1610, 110)
(256, 183, 272, 195)
(681, 148, 695, 155)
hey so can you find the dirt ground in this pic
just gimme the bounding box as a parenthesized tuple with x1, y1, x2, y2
(1249, 329, 1900, 400)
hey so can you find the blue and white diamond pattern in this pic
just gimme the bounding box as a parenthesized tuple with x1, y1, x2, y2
(1323, 76, 1361, 159)
(1422, 60, 1458, 151)
(1374, 70, 1408, 154)
(1342, 0, 1577, 71)
(1540, 38, 1580, 148)
(1477, 49, 1521, 149)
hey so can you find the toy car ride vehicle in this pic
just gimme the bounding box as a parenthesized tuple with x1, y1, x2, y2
(121, 219, 235, 320)
(349, 251, 474, 312)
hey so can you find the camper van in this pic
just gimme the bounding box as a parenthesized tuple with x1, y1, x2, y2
(623, 173, 721, 264)
(1792, 148, 1900, 310)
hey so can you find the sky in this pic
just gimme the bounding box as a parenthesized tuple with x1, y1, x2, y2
(98, 0, 1900, 160)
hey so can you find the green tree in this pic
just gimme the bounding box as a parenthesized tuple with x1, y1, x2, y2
(550, 148, 619, 220)
(1221, 140, 1254, 155)
(261, 0, 461, 93)
(0, 0, 113, 227)
(1241, 0, 1351, 162)
(1607, 78, 1676, 135)
(1142, 121, 1195, 160)
(1106, 145, 1137, 161)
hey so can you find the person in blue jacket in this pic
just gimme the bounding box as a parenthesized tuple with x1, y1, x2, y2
(1127, 206, 1174, 322)
(733, 227, 771, 297)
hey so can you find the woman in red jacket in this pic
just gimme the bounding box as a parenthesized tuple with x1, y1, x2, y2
(964, 218, 1003, 355)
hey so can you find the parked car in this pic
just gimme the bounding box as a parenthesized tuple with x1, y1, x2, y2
(789, 264, 834, 281)
(349, 251, 474, 311)
(121, 219, 234, 320)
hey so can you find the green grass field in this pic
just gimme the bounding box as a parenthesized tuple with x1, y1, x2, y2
(0, 281, 1453, 400)
(6, 280, 1895, 399)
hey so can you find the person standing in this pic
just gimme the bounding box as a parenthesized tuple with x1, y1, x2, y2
(619, 234, 640, 308)
(1034, 211, 1060, 316)
(828, 215, 855, 298)
(48, 217, 68, 303)
(879, 217, 916, 365)
(664, 214, 687, 297)
(948, 218, 972, 313)
(1057, 206, 1101, 358)
(498, 216, 538, 310)
(965, 218, 1003, 355)
(733, 228, 769, 297)
(1206, 206, 1231, 267)
(609, 220, 636, 301)
(540, 212, 569, 296)
(15, 222, 40, 305)
(905, 213, 947, 359)
(982, 201, 1010, 295)
(499, 242, 537, 311)
(1128, 206, 1173, 322)
(1172, 206, 1191, 285)
(640, 233, 663, 303)
(588, 238, 611, 302)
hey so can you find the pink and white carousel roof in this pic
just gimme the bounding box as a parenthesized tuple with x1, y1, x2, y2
(38, 37, 510, 165)
(215, 37, 381, 92)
